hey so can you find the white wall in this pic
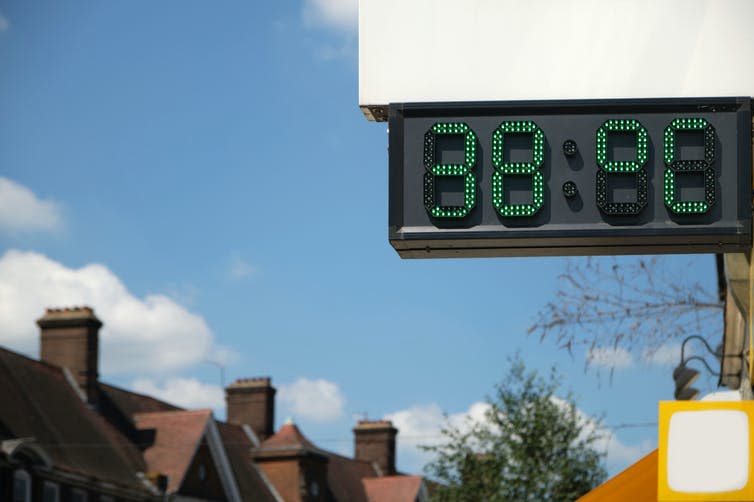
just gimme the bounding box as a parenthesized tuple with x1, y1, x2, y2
(360, 0, 754, 118)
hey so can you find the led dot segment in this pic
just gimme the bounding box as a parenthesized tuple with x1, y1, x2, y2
(595, 119, 649, 216)
(663, 117, 716, 214)
(491, 120, 545, 218)
(423, 122, 477, 218)
(596, 119, 649, 173)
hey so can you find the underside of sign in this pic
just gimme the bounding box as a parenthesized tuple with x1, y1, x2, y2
(389, 98, 752, 258)
(359, 0, 754, 122)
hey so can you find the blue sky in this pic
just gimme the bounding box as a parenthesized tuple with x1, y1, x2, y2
(0, 1, 724, 476)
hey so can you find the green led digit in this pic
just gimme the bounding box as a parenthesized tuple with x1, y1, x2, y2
(491, 121, 545, 217)
(423, 122, 477, 218)
(663, 118, 716, 214)
(595, 119, 648, 216)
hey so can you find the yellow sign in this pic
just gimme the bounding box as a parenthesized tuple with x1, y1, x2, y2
(658, 400, 754, 501)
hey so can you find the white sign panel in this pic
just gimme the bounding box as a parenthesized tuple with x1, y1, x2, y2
(359, 0, 754, 121)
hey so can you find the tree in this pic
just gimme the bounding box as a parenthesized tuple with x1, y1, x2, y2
(528, 256, 722, 373)
(422, 358, 607, 501)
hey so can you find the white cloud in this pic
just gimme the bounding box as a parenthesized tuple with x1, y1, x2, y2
(314, 42, 356, 61)
(302, 0, 357, 34)
(165, 282, 200, 307)
(278, 378, 345, 423)
(587, 347, 633, 369)
(386, 402, 491, 473)
(389, 402, 490, 442)
(598, 433, 654, 469)
(0, 12, 8, 32)
(132, 377, 224, 411)
(643, 343, 682, 366)
(0, 177, 62, 234)
(701, 390, 741, 401)
(206, 345, 240, 367)
(387, 403, 445, 443)
(229, 254, 255, 280)
(586, 343, 686, 368)
(387, 398, 652, 475)
(551, 397, 653, 471)
(0, 249, 227, 376)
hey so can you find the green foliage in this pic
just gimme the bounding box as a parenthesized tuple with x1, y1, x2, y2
(422, 358, 607, 502)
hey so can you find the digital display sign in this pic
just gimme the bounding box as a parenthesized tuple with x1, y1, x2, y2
(388, 98, 752, 258)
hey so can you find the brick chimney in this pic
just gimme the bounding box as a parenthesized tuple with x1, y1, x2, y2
(37, 307, 102, 404)
(353, 420, 398, 475)
(225, 377, 276, 441)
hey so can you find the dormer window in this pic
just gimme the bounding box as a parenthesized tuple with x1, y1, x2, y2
(42, 481, 59, 502)
(71, 488, 88, 502)
(12, 469, 31, 502)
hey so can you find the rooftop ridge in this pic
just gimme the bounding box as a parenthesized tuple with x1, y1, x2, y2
(0, 344, 71, 375)
(322, 449, 378, 466)
(98, 382, 184, 411)
(133, 408, 213, 419)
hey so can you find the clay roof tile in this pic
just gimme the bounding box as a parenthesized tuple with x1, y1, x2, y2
(259, 421, 317, 451)
(133, 409, 212, 494)
(363, 475, 424, 502)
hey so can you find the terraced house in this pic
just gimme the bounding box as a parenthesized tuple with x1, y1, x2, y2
(0, 307, 429, 502)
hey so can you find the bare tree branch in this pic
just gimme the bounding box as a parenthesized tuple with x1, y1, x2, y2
(529, 256, 723, 371)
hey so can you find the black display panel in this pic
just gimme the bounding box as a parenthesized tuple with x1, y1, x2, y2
(388, 98, 752, 258)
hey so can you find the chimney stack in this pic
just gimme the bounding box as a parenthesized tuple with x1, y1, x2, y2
(225, 377, 276, 441)
(353, 420, 398, 476)
(38, 307, 102, 404)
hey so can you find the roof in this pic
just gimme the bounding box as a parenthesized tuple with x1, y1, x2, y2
(0, 337, 420, 502)
(99, 382, 280, 501)
(259, 422, 319, 452)
(133, 409, 212, 494)
(363, 475, 424, 502)
(100, 382, 181, 417)
(577, 449, 657, 502)
(258, 421, 390, 502)
(0, 347, 149, 494)
(215, 422, 279, 502)
(325, 452, 378, 502)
